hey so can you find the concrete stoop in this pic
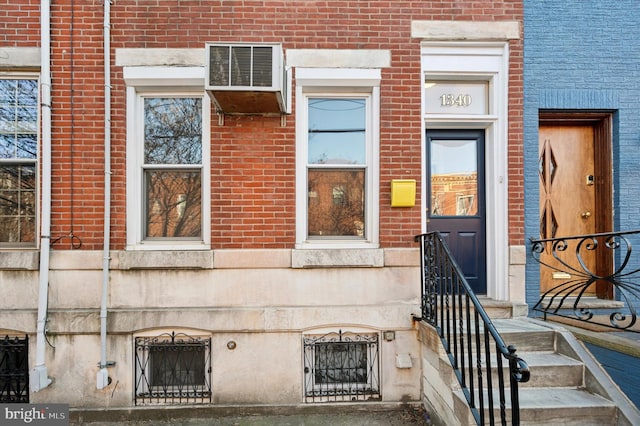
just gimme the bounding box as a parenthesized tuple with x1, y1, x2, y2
(476, 297, 529, 319)
(455, 387, 617, 425)
(419, 316, 640, 426)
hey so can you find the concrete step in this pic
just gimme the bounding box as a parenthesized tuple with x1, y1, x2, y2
(537, 296, 624, 312)
(443, 317, 640, 425)
(478, 297, 529, 319)
(518, 388, 617, 426)
(456, 387, 617, 426)
(493, 318, 557, 352)
(439, 318, 556, 353)
(515, 352, 583, 388)
(469, 351, 584, 388)
(428, 297, 528, 320)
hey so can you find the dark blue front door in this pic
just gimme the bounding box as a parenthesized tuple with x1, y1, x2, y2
(426, 129, 486, 294)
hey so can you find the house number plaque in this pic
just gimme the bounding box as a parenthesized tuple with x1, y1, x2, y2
(425, 81, 488, 115)
(440, 93, 473, 107)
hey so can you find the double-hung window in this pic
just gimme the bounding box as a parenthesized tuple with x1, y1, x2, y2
(295, 68, 380, 249)
(124, 66, 210, 250)
(307, 97, 367, 238)
(143, 96, 203, 240)
(0, 78, 38, 247)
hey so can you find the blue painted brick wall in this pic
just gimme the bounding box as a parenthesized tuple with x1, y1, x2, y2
(584, 342, 640, 407)
(524, 1, 640, 307)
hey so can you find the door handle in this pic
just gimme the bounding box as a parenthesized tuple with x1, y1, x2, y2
(581, 211, 591, 219)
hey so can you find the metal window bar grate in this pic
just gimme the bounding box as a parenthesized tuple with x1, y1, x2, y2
(415, 232, 529, 425)
(0, 335, 29, 403)
(303, 330, 380, 403)
(135, 332, 211, 405)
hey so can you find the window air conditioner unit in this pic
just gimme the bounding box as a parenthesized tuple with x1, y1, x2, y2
(205, 43, 289, 115)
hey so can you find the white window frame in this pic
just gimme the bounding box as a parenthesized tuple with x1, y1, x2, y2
(295, 68, 380, 249)
(0, 74, 40, 248)
(124, 67, 210, 250)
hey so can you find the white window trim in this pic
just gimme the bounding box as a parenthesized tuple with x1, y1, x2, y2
(420, 42, 510, 301)
(124, 66, 210, 251)
(294, 68, 380, 250)
(0, 74, 40, 250)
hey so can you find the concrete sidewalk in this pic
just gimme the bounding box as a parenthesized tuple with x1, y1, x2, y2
(71, 403, 431, 425)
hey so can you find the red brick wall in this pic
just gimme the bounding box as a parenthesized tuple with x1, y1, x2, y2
(0, 0, 40, 45)
(2, 0, 524, 250)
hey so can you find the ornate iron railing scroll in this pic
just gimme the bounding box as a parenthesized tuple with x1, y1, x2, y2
(415, 232, 529, 426)
(530, 230, 640, 331)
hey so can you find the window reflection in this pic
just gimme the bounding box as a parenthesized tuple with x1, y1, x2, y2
(308, 169, 365, 237)
(144, 98, 202, 165)
(145, 170, 202, 238)
(307, 97, 367, 239)
(0, 79, 38, 245)
(430, 139, 478, 216)
(143, 97, 202, 239)
(308, 98, 365, 165)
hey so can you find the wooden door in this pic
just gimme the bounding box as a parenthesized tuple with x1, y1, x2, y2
(538, 125, 596, 294)
(427, 129, 486, 294)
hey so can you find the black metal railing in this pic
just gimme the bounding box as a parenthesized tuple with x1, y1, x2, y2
(0, 335, 29, 403)
(415, 232, 529, 425)
(134, 332, 212, 405)
(530, 230, 640, 331)
(303, 330, 380, 403)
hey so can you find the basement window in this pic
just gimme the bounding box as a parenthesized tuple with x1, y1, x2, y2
(303, 330, 380, 402)
(134, 332, 211, 405)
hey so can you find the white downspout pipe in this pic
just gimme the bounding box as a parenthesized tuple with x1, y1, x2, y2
(31, 0, 53, 392)
(97, 0, 113, 390)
